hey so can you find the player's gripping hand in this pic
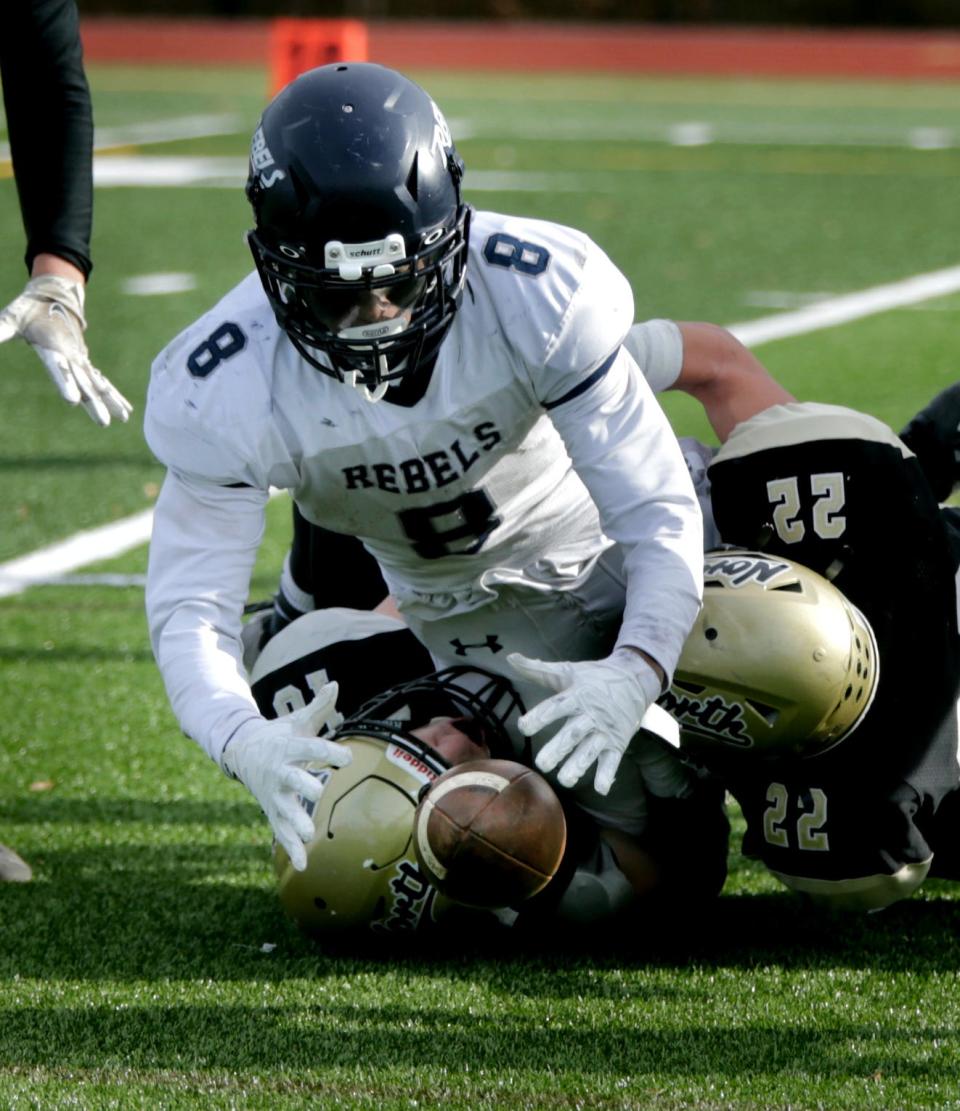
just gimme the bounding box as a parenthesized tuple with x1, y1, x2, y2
(508, 650, 663, 796)
(0, 276, 133, 426)
(221, 684, 351, 871)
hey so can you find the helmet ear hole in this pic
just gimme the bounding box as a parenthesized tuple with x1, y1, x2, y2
(746, 700, 779, 726)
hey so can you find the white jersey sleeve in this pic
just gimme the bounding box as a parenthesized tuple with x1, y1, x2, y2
(546, 346, 704, 678)
(470, 215, 703, 678)
(145, 470, 268, 765)
(538, 270, 700, 679)
(623, 319, 684, 394)
(144, 273, 299, 491)
(144, 275, 285, 765)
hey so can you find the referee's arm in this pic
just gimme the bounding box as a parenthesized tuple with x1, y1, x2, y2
(1, 0, 94, 279)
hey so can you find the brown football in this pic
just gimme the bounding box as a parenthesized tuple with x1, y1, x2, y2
(413, 758, 567, 909)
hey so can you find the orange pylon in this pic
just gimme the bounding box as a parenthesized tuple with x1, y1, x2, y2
(269, 19, 369, 96)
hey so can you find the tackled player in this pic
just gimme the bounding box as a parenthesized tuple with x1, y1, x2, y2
(248, 609, 729, 937)
(647, 346, 960, 912)
(257, 328, 960, 916)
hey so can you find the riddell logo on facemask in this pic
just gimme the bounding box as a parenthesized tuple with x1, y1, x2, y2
(386, 744, 439, 784)
(658, 689, 753, 747)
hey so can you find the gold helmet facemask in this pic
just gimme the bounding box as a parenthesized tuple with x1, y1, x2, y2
(662, 550, 879, 759)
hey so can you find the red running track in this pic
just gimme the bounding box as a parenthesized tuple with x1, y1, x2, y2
(80, 19, 960, 81)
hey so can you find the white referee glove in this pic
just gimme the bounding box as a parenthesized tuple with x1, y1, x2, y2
(0, 275, 133, 426)
(221, 684, 351, 871)
(509, 650, 663, 796)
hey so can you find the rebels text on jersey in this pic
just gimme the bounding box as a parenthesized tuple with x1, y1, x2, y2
(144, 211, 702, 763)
(702, 403, 960, 906)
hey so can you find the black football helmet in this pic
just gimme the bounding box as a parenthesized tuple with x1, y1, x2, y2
(246, 62, 470, 402)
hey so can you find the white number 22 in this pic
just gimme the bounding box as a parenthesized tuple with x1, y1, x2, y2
(766, 472, 846, 544)
(763, 782, 830, 851)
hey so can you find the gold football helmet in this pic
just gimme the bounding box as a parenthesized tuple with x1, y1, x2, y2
(274, 731, 455, 936)
(274, 665, 524, 936)
(663, 550, 879, 759)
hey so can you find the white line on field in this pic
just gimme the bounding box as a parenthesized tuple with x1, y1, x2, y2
(726, 263, 960, 346)
(2, 262, 959, 599)
(93, 114, 245, 151)
(0, 490, 286, 600)
(43, 573, 148, 587)
(0, 510, 154, 599)
(1, 115, 244, 164)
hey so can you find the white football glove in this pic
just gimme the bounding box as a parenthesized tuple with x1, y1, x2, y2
(0, 275, 133, 426)
(508, 650, 663, 796)
(221, 683, 351, 871)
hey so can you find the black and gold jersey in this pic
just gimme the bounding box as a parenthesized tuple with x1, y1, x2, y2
(703, 402, 960, 909)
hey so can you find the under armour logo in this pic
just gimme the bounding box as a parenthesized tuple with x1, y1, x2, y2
(449, 635, 503, 656)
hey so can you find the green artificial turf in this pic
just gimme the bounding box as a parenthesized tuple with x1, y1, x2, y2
(1, 65, 959, 1110)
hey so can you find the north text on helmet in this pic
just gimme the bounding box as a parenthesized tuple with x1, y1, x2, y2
(704, 555, 792, 588)
(658, 690, 752, 746)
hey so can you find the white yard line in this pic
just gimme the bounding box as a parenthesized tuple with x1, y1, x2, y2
(1, 114, 244, 164)
(727, 264, 960, 346)
(92, 114, 244, 151)
(93, 155, 246, 188)
(2, 262, 959, 599)
(0, 510, 154, 599)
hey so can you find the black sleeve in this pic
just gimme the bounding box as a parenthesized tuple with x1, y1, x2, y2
(1, 0, 93, 277)
(290, 503, 390, 611)
(899, 381, 960, 504)
(638, 779, 731, 905)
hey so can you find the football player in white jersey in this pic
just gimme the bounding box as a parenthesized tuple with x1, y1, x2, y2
(144, 63, 772, 869)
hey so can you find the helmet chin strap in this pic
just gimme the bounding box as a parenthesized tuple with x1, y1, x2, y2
(343, 363, 390, 403)
(340, 317, 410, 403)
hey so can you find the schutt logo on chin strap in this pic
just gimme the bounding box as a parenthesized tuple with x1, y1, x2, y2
(449, 635, 503, 656)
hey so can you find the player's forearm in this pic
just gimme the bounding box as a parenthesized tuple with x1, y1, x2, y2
(673, 322, 795, 442)
(145, 472, 268, 764)
(2, 0, 94, 277)
(553, 349, 704, 678)
(31, 253, 86, 284)
(153, 604, 263, 765)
